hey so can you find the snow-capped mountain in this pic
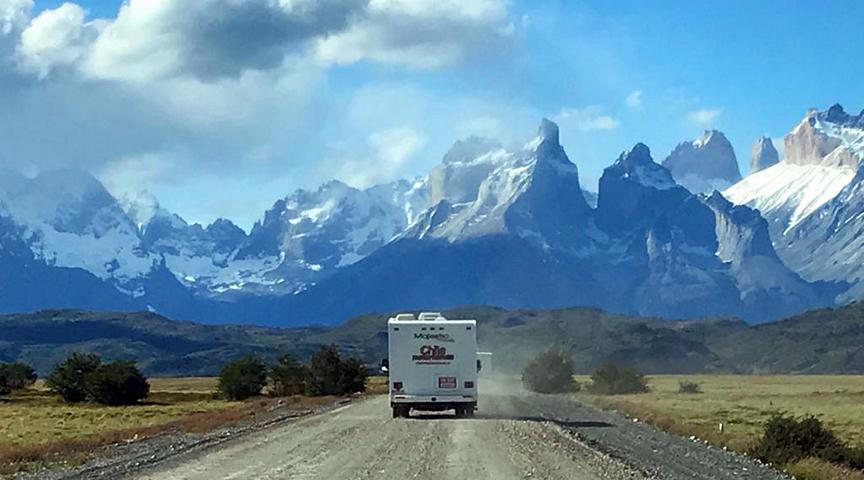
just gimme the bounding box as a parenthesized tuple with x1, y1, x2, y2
(282, 121, 825, 325)
(663, 130, 742, 194)
(2, 111, 857, 326)
(407, 119, 592, 251)
(725, 104, 864, 299)
(232, 178, 427, 295)
(0, 169, 157, 297)
(750, 136, 779, 174)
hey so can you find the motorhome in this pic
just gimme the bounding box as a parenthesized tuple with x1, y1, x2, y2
(387, 312, 478, 418)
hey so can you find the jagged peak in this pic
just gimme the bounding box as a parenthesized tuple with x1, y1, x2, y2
(538, 118, 559, 143)
(524, 118, 561, 152)
(693, 129, 731, 148)
(607, 143, 679, 191)
(825, 103, 848, 123)
(616, 143, 653, 166)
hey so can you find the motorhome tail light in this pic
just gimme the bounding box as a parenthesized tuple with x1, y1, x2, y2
(464, 381, 474, 389)
(393, 381, 403, 391)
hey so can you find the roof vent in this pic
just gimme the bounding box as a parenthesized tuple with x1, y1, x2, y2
(418, 312, 445, 321)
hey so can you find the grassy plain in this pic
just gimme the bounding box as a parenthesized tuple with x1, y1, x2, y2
(0, 377, 327, 474)
(576, 375, 864, 480)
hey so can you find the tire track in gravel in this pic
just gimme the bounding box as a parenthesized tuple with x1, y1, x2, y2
(130, 380, 791, 480)
(132, 395, 642, 480)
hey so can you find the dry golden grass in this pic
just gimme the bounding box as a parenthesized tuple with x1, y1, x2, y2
(576, 375, 864, 450)
(0, 377, 337, 474)
(576, 375, 864, 480)
(366, 376, 389, 395)
(786, 458, 864, 480)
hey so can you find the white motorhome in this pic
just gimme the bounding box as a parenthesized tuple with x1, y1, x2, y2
(387, 312, 478, 418)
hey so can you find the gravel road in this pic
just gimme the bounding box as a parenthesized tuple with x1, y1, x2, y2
(128, 380, 789, 480)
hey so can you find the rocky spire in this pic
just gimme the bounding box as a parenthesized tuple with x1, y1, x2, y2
(662, 130, 741, 194)
(750, 136, 779, 174)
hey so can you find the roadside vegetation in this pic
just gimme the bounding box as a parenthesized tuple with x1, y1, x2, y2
(588, 363, 649, 395)
(577, 375, 864, 480)
(217, 346, 367, 401)
(1, 347, 368, 474)
(521, 349, 579, 393)
(0, 362, 38, 396)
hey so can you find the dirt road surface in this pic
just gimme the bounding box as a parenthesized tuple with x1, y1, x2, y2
(130, 382, 788, 480)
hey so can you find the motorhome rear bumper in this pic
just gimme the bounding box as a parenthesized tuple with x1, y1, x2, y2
(391, 394, 476, 410)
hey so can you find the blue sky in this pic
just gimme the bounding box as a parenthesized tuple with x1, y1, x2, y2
(3, 0, 863, 229)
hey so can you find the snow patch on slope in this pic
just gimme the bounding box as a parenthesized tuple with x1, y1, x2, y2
(724, 163, 856, 232)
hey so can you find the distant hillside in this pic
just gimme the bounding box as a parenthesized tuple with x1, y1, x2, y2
(2, 303, 863, 376)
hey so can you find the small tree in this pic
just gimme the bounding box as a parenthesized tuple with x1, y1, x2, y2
(522, 349, 578, 394)
(85, 361, 150, 406)
(589, 363, 649, 395)
(47, 353, 102, 403)
(338, 357, 368, 395)
(218, 356, 267, 401)
(306, 346, 367, 396)
(752, 413, 855, 467)
(0, 362, 38, 390)
(306, 346, 345, 396)
(0, 368, 11, 397)
(268, 354, 308, 397)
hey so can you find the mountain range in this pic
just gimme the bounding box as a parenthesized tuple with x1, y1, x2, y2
(1, 104, 862, 326)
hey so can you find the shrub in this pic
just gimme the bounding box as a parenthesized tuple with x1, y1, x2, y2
(521, 349, 578, 394)
(306, 346, 367, 396)
(752, 413, 864, 469)
(0, 362, 37, 396)
(337, 357, 368, 395)
(268, 354, 308, 397)
(84, 361, 150, 406)
(0, 370, 10, 396)
(589, 363, 649, 395)
(678, 381, 702, 394)
(47, 352, 102, 403)
(218, 357, 267, 401)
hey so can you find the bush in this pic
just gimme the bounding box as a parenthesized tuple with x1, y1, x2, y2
(0, 362, 37, 395)
(522, 349, 578, 394)
(268, 354, 308, 397)
(306, 346, 367, 396)
(678, 381, 702, 394)
(337, 357, 368, 395)
(218, 357, 267, 401)
(0, 370, 10, 396)
(589, 363, 648, 395)
(84, 361, 150, 406)
(752, 413, 864, 469)
(47, 352, 102, 403)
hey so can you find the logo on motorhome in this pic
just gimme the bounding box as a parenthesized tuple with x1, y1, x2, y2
(412, 345, 455, 361)
(414, 333, 454, 342)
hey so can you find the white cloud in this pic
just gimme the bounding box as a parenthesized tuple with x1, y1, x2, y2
(554, 106, 620, 131)
(314, 0, 514, 68)
(335, 126, 427, 188)
(625, 89, 642, 109)
(0, 0, 31, 35)
(687, 108, 721, 126)
(80, 0, 366, 82)
(11, 0, 513, 81)
(98, 153, 176, 199)
(15, 3, 100, 78)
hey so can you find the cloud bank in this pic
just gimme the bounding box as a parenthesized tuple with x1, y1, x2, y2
(0, 0, 514, 226)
